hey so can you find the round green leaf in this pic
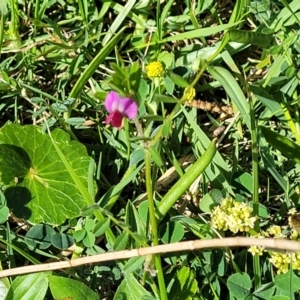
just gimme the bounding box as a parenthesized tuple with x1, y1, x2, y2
(83, 231, 95, 248)
(253, 283, 275, 300)
(73, 229, 86, 242)
(85, 219, 95, 231)
(0, 123, 91, 225)
(160, 221, 185, 244)
(25, 224, 56, 250)
(231, 171, 253, 196)
(275, 271, 300, 293)
(199, 193, 216, 213)
(209, 189, 223, 204)
(227, 272, 252, 299)
(51, 233, 74, 250)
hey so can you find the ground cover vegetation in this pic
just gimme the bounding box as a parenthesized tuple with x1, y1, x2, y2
(0, 0, 300, 299)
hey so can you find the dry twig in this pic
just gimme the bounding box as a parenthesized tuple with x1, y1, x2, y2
(0, 237, 300, 278)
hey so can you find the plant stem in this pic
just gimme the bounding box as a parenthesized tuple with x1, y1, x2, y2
(249, 94, 261, 289)
(144, 149, 168, 300)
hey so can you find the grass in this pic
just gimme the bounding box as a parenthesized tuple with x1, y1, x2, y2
(1, 0, 300, 299)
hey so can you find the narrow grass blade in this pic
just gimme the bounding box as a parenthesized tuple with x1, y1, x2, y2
(69, 26, 127, 100)
(102, 0, 136, 46)
(208, 66, 250, 130)
(161, 22, 239, 43)
(260, 126, 300, 164)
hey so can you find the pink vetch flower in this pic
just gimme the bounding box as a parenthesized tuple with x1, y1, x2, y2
(104, 91, 138, 128)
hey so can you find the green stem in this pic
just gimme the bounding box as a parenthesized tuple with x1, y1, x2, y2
(145, 149, 168, 300)
(34, 0, 40, 19)
(249, 95, 261, 288)
(0, 12, 6, 61)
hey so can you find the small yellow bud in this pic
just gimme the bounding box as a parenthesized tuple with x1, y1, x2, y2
(183, 87, 196, 102)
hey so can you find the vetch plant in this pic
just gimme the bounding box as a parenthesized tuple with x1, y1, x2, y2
(104, 91, 138, 128)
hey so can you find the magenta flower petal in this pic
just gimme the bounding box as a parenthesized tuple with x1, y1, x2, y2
(104, 91, 120, 113)
(119, 97, 138, 119)
(106, 111, 123, 128)
(104, 91, 138, 128)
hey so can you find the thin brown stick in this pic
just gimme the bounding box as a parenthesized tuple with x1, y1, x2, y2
(0, 237, 300, 278)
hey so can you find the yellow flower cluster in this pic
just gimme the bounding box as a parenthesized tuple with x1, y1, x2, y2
(267, 225, 282, 237)
(268, 252, 293, 274)
(210, 198, 256, 233)
(248, 245, 264, 256)
(247, 217, 300, 274)
(146, 61, 164, 78)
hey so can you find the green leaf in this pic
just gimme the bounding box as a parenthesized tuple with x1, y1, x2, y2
(125, 201, 146, 247)
(65, 117, 86, 126)
(49, 275, 99, 300)
(209, 189, 223, 204)
(80, 204, 100, 217)
(181, 106, 233, 192)
(253, 283, 275, 300)
(228, 29, 273, 48)
(83, 231, 96, 248)
(93, 218, 111, 237)
(51, 233, 74, 250)
(208, 66, 251, 130)
(0, 205, 9, 224)
(129, 62, 142, 92)
(25, 224, 56, 250)
(162, 119, 172, 137)
(123, 257, 146, 274)
(160, 221, 185, 243)
(114, 273, 151, 300)
(73, 229, 86, 242)
(0, 0, 8, 15)
(275, 271, 300, 293)
(0, 123, 91, 225)
(199, 193, 217, 213)
(169, 72, 189, 87)
(164, 76, 175, 94)
(0, 280, 9, 299)
(227, 272, 252, 299)
(69, 27, 127, 99)
(231, 171, 253, 196)
(260, 126, 300, 164)
(169, 266, 198, 300)
(85, 219, 95, 231)
(5, 273, 49, 300)
(158, 51, 174, 68)
(102, 0, 135, 46)
(161, 22, 239, 43)
(148, 146, 163, 168)
(113, 233, 129, 251)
